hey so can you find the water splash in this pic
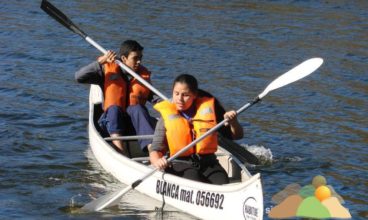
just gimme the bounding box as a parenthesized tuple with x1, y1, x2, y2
(57, 194, 84, 214)
(242, 144, 273, 165)
(69, 193, 83, 208)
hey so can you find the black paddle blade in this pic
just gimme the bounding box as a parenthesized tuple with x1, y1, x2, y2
(218, 134, 260, 165)
(40, 0, 87, 38)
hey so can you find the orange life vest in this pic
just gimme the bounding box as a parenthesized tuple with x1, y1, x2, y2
(128, 66, 151, 106)
(154, 97, 218, 157)
(103, 62, 152, 110)
(103, 62, 128, 111)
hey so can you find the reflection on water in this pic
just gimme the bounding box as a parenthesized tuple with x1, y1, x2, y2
(0, 0, 367, 219)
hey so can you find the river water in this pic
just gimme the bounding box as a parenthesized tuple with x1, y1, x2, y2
(1, 1, 367, 219)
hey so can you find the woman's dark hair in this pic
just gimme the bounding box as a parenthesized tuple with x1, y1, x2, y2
(173, 74, 198, 93)
(119, 40, 144, 57)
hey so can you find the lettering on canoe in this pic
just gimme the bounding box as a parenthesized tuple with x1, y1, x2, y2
(155, 180, 225, 209)
(156, 179, 180, 200)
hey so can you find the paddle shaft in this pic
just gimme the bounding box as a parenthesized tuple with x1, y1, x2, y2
(40, 0, 258, 154)
(85, 96, 261, 212)
(41, 0, 262, 168)
(81, 57, 323, 211)
(123, 56, 324, 203)
(42, 0, 324, 212)
(86, 37, 169, 101)
(41, 0, 168, 101)
(41, 1, 260, 211)
(129, 97, 261, 187)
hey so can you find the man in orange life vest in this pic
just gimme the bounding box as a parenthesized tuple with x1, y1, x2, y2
(75, 40, 158, 156)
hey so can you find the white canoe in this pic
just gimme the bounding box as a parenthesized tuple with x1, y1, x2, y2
(88, 84, 264, 220)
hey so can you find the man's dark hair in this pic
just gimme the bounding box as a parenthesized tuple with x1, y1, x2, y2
(119, 40, 144, 57)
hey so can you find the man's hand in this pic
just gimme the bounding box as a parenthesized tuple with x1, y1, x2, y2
(98, 50, 116, 64)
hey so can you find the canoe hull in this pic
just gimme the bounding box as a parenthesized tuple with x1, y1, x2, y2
(88, 85, 263, 219)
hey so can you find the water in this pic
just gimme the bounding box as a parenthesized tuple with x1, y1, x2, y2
(1, 1, 367, 219)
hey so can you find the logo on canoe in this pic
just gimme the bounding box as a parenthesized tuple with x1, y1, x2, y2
(243, 197, 259, 220)
(268, 175, 351, 219)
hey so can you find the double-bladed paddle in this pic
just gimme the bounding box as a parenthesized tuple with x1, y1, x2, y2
(40, 0, 259, 165)
(80, 57, 324, 211)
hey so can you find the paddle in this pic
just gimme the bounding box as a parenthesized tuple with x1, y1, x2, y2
(81, 57, 324, 211)
(218, 134, 259, 165)
(40, 0, 167, 100)
(40, 0, 259, 164)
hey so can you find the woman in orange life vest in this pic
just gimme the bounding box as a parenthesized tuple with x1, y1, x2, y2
(75, 40, 158, 156)
(149, 74, 243, 184)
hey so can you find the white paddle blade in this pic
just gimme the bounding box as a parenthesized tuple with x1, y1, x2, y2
(258, 58, 323, 99)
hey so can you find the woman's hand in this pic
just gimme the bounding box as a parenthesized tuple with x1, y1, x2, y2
(97, 50, 116, 64)
(149, 151, 169, 170)
(152, 157, 169, 170)
(224, 110, 237, 126)
(223, 110, 244, 139)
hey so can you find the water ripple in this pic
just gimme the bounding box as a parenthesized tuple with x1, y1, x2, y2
(1, 0, 367, 219)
